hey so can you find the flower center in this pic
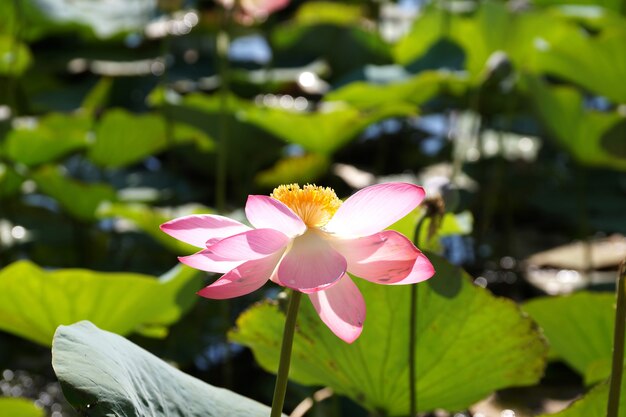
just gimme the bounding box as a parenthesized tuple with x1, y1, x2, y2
(271, 184, 342, 228)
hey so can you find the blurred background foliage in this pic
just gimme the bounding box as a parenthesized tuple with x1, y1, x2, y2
(0, 0, 626, 415)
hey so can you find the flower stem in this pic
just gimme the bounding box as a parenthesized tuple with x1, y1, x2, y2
(607, 260, 626, 417)
(408, 284, 417, 416)
(409, 201, 444, 416)
(271, 290, 302, 417)
(409, 214, 429, 417)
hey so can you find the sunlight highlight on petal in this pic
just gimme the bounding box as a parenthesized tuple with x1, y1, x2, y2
(160, 214, 251, 248)
(245, 195, 306, 237)
(308, 275, 365, 343)
(178, 250, 244, 273)
(325, 183, 425, 237)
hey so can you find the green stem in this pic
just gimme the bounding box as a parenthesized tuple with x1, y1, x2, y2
(271, 290, 302, 417)
(607, 260, 626, 417)
(408, 284, 417, 416)
(409, 215, 429, 416)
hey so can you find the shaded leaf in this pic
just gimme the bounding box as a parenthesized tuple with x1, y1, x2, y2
(255, 153, 329, 189)
(538, 366, 626, 417)
(230, 254, 547, 415)
(52, 321, 278, 417)
(97, 202, 214, 254)
(272, 22, 391, 78)
(0, 163, 23, 198)
(522, 75, 626, 170)
(4, 113, 90, 166)
(90, 109, 168, 168)
(601, 118, 626, 158)
(31, 165, 117, 221)
(0, 261, 201, 346)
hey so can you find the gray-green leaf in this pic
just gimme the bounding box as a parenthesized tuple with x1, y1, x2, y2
(52, 321, 278, 417)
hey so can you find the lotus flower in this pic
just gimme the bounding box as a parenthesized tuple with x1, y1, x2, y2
(217, 0, 289, 24)
(161, 183, 434, 343)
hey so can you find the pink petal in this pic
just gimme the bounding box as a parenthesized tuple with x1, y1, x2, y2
(308, 275, 365, 343)
(160, 215, 251, 248)
(245, 195, 306, 237)
(389, 252, 435, 285)
(179, 250, 244, 273)
(197, 252, 282, 299)
(277, 231, 346, 293)
(206, 229, 289, 261)
(332, 230, 420, 284)
(241, 0, 289, 16)
(325, 183, 425, 237)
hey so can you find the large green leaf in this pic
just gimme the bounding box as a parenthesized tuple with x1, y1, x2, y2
(241, 102, 415, 154)
(90, 109, 168, 168)
(0, 36, 32, 75)
(4, 113, 90, 166)
(0, 398, 44, 417)
(532, 0, 626, 23)
(254, 153, 329, 189)
(0, 261, 201, 346)
(31, 165, 117, 221)
(325, 70, 467, 109)
(292, 1, 364, 26)
(394, 4, 554, 81)
(0, 163, 23, 197)
(534, 26, 626, 103)
(538, 366, 626, 417)
(229, 254, 547, 415)
(160, 91, 412, 154)
(88, 109, 213, 168)
(522, 75, 626, 170)
(523, 291, 621, 384)
(394, 3, 626, 91)
(52, 321, 278, 417)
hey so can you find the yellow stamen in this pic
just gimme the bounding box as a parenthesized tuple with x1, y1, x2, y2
(271, 184, 341, 228)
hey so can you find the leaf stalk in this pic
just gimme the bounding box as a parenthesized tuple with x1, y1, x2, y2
(607, 260, 626, 417)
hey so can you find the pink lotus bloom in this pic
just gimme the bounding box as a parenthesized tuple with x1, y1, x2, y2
(160, 183, 434, 343)
(217, 0, 289, 24)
